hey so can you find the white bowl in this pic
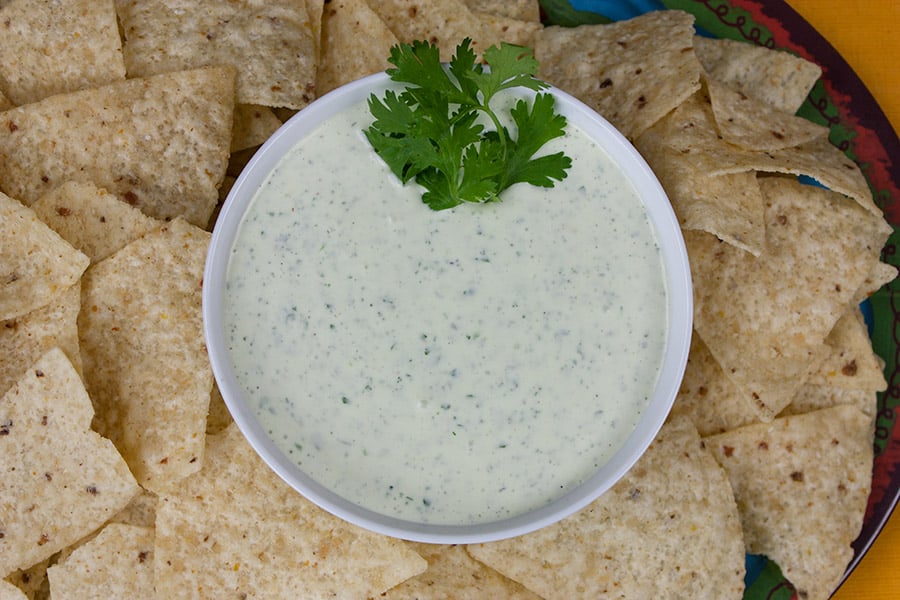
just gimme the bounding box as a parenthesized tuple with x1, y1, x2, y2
(203, 71, 692, 544)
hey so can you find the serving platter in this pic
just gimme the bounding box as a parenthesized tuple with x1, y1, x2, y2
(543, 1, 900, 597)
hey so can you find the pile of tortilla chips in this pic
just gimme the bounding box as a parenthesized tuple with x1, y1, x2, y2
(0, 2, 894, 599)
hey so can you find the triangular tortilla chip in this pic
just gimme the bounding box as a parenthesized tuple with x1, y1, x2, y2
(635, 130, 766, 255)
(0, 192, 88, 321)
(534, 11, 701, 139)
(30, 181, 161, 264)
(781, 385, 876, 419)
(809, 305, 887, 391)
(0, 281, 81, 398)
(467, 417, 746, 599)
(384, 543, 542, 599)
(317, 0, 399, 95)
(154, 425, 427, 598)
(0, 66, 235, 227)
(230, 104, 282, 153)
(670, 334, 764, 436)
(706, 77, 828, 150)
(117, 0, 317, 109)
(639, 90, 881, 216)
(705, 405, 873, 600)
(0, 348, 140, 577)
(0, 0, 125, 105)
(367, 0, 541, 61)
(78, 218, 213, 492)
(46, 524, 154, 599)
(693, 36, 821, 114)
(464, 0, 539, 21)
(687, 177, 890, 420)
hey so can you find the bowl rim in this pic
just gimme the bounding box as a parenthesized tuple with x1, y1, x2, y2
(203, 71, 693, 544)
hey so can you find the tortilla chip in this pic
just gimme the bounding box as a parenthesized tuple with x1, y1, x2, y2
(687, 177, 891, 420)
(467, 417, 745, 599)
(0, 66, 235, 227)
(640, 86, 880, 214)
(385, 543, 541, 599)
(3, 558, 49, 600)
(0, 348, 140, 577)
(464, 0, 539, 22)
(809, 305, 887, 391)
(706, 77, 829, 150)
(206, 383, 233, 435)
(0, 580, 27, 600)
(46, 524, 154, 599)
(117, 0, 317, 109)
(534, 11, 701, 140)
(0, 90, 12, 112)
(706, 405, 873, 600)
(0, 282, 81, 398)
(367, 0, 541, 61)
(0, 192, 89, 322)
(693, 36, 822, 114)
(781, 385, 876, 419)
(109, 489, 157, 529)
(30, 181, 161, 264)
(670, 334, 764, 436)
(852, 261, 898, 304)
(231, 104, 282, 153)
(634, 132, 766, 255)
(154, 425, 427, 598)
(78, 218, 213, 492)
(316, 0, 399, 96)
(0, 0, 125, 105)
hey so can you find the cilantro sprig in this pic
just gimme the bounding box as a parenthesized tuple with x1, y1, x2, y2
(364, 39, 573, 211)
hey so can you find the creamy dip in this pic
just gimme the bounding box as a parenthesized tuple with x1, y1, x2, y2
(224, 92, 668, 525)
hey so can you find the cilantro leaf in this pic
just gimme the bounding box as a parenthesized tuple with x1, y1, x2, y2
(365, 38, 572, 210)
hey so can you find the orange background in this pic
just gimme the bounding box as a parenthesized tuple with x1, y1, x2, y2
(785, 1, 900, 598)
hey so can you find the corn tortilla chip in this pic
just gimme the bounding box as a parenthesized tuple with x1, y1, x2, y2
(109, 489, 157, 529)
(688, 177, 890, 420)
(0, 580, 27, 600)
(853, 260, 897, 304)
(670, 334, 763, 436)
(0, 0, 125, 105)
(464, 0, 539, 22)
(231, 104, 283, 153)
(78, 218, 213, 492)
(467, 417, 745, 599)
(534, 11, 701, 140)
(0, 282, 81, 398)
(316, 0, 399, 96)
(706, 405, 873, 600)
(206, 383, 233, 435)
(693, 36, 822, 114)
(46, 524, 154, 600)
(385, 543, 541, 599)
(634, 132, 766, 255)
(0, 348, 140, 577)
(367, 0, 541, 61)
(0, 90, 12, 112)
(0, 192, 88, 322)
(706, 77, 829, 150)
(781, 385, 876, 419)
(809, 305, 887, 391)
(639, 89, 881, 216)
(30, 181, 161, 265)
(154, 425, 427, 598)
(3, 559, 49, 600)
(116, 0, 317, 109)
(0, 66, 235, 227)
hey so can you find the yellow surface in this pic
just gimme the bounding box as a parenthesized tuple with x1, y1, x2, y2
(784, 2, 900, 598)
